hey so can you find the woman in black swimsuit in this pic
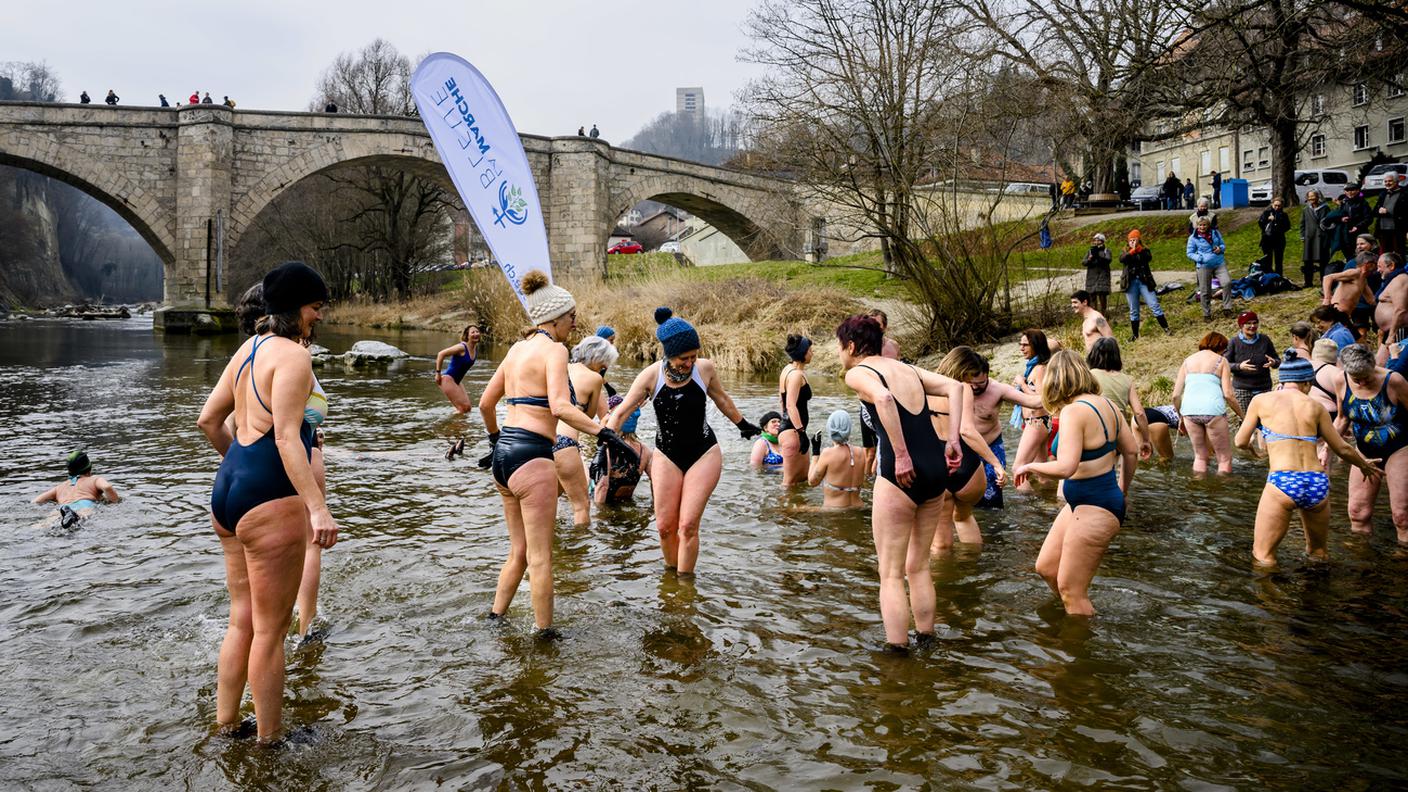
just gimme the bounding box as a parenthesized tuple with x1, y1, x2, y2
(477, 271, 637, 634)
(197, 262, 340, 742)
(608, 307, 760, 573)
(552, 335, 616, 527)
(838, 315, 965, 652)
(777, 334, 814, 485)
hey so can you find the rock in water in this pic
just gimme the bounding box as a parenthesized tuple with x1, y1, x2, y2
(343, 340, 409, 367)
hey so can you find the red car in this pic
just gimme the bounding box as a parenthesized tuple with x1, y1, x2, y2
(607, 240, 644, 255)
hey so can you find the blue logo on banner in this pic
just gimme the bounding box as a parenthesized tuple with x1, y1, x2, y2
(493, 181, 529, 227)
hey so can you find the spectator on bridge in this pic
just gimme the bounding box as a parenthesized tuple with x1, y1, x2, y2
(589, 123, 600, 139)
(223, 96, 236, 108)
(189, 91, 200, 105)
(1184, 178, 1196, 210)
(159, 94, 169, 107)
(79, 91, 91, 104)
(324, 100, 338, 113)
(201, 92, 213, 104)
(577, 126, 586, 136)
(104, 90, 119, 106)
(1211, 170, 1223, 209)
(1163, 172, 1182, 211)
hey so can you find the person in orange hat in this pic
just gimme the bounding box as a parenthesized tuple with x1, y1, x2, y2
(1120, 229, 1169, 340)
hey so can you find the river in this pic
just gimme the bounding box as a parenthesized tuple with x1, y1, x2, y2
(2, 316, 1406, 790)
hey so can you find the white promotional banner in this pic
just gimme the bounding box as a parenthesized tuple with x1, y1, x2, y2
(411, 52, 549, 311)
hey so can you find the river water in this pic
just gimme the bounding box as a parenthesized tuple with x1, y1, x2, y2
(2, 316, 1406, 790)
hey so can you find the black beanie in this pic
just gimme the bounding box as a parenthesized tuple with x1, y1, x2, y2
(262, 262, 329, 314)
(67, 449, 91, 477)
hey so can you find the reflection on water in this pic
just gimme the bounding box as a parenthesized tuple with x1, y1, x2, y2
(2, 316, 1407, 789)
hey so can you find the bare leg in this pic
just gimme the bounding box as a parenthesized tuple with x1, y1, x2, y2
(1013, 421, 1050, 492)
(296, 447, 326, 637)
(236, 498, 308, 740)
(1055, 505, 1122, 616)
(779, 429, 808, 486)
(1186, 419, 1211, 474)
(554, 445, 592, 527)
(215, 524, 252, 728)
(438, 377, 472, 413)
(952, 464, 986, 545)
(905, 497, 944, 635)
(1149, 423, 1174, 461)
(1385, 448, 1408, 543)
(1251, 482, 1294, 567)
(872, 478, 919, 645)
(674, 447, 722, 573)
(504, 457, 558, 629)
(1300, 498, 1331, 562)
(931, 494, 956, 555)
(1347, 461, 1382, 534)
(650, 453, 685, 568)
(1208, 416, 1233, 473)
(491, 488, 527, 616)
(1034, 505, 1072, 597)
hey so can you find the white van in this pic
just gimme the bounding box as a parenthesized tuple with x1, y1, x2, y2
(1250, 169, 1352, 204)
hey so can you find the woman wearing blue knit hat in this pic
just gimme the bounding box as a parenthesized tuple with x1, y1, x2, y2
(1234, 349, 1381, 566)
(608, 307, 761, 573)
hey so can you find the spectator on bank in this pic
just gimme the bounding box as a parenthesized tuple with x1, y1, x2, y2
(1259, 197, 1292, 276)
(1211, 170, 1222, 209)
(201, 92, 212, 104)
(1060, 177, 1076, 208)
(1188, 216, 1232, 320)
(1302, 190, 1330, 286)
(79, 91, 91, 104)
(189, 91, 200, 105)
(1184, 178, 1196, 210)
(1375, 175, 1408, 258)
(1225, 311, 1280, 415)
(104, 90, 119, 106)
(1082, 233, 1113, 314)
(324, 101, 338, 113)
(1163, 172, 1182, 210)
(589, 123, 600, 139)
(1188, 198, 1219, 235)
(1337, 183, 1374, 260)
(1121, 229, 1169, 339)
(159, 94, 169, 107)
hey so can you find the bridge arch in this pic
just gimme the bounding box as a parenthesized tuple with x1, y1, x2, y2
(0, 127, 176, 265)
(610, 174, 795, 262)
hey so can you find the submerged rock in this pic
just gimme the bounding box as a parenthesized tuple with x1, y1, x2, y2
(342, 340, 409, 367)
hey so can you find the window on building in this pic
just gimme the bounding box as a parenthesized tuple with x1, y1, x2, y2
(1243, 149, 1255, 171)
(1390, 117, 1406, 145)
(1391, 77, 1406, 99)
(1353, 83, 1369, 106)
(1311, 134, 1326, 158)
(1355, 125, 1371, 150)
(1257, 147, 1270, 169)
(1219, 146, 1230, 172)
(1157, 161, 1166, 182)
(1311, 94, 1325, 115)
(1130, 162, 1142, 184)
(1171, 156, 1181, 175)
(1200, 150, 1211, 174)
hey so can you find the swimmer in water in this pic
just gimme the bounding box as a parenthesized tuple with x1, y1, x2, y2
(433, 325, 482, 414)
(859, 309, 900, 476)
(806, 410, 866, 509)
(608, 307, 760, 574)
(590, 395, 652, 505)
(777, 334, 814, 485)
(1011, 329, 1054, 491)
(1332, 343, 1408, 543)
(838, 314, 965, 652)
(1235, 350, 1382, 566)
(33, 450, 121, 528)
(197, 261, 340, 742)
(1014, 350, 1139, 617)
(934, 346, 1042, 513)
(929, 352, 1007, 551)
(552, 335, 616, 527)
(478, 271, 638, 634)
(750, 411, 785, 469)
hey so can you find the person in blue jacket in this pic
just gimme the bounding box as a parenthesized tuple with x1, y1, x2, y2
(1187, 216, 1232, 320)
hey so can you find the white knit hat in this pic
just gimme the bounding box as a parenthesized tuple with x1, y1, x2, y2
(522, 271, 576, 325)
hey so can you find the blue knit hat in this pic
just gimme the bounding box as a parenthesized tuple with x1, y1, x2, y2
(595, 325, 616, 340)
(655, 307, 700, 358)
(1279, 349, 1315, 383)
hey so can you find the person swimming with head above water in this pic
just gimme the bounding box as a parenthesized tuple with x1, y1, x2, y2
(1235, 349, 1382, 567)
(33, 449, 122, 528)
(434, 324, 482, 415)
(806, 409, 866, 509)
(608, 306, 760, 574)
(750, 411, 785, 469)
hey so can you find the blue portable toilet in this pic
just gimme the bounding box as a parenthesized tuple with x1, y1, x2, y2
(1221, 179, 1249, 208)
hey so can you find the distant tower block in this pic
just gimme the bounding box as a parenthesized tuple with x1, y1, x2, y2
(676, 87, 704, 118)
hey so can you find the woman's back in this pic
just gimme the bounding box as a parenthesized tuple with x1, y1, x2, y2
(1310, 362, 1341, 415)
(1092, 369, 1133, 419)
(820, 443, 865, 506)
(1254, 389, 1323, 470)
(1059, 396, 1123, 479)
(229, 334, 308, 444)
(502, 334, 559, 437)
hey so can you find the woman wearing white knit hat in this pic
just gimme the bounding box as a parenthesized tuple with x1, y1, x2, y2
(477, 270, 638, 637)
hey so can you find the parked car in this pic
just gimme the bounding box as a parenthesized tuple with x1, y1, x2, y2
(1250, 180, 1273, 205)
(1364, 163, 1408, 195)
(608, 239, 644, 255)
(658, 241, 681, 253)
(1293, 168, 1352, 201)
(1129, 184, 1162, 210)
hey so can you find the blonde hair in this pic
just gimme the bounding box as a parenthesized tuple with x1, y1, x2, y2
(1041, 349, 1101, 413)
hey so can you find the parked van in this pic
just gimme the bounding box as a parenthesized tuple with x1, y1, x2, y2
(1249, 169, 1353, 204)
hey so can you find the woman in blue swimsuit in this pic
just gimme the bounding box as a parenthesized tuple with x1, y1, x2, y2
(197, 262, 340, 742)
(1332, 344, 1408, 542)
(1235, 350, 1381, 566)
(478, 272, 637, 634)
(434, 325, 481, 413)
(608, 307, 759, 574)
(838, 315, 966, 651)
(749, 411, 786, 469)
(1014, 350, 1139, 617)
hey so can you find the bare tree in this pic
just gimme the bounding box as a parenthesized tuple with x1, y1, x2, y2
(309, 38, 415, 115)
(0, 60, 62, 102)
(621, 109, 747, 166)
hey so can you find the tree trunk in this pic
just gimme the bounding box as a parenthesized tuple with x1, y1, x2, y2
(1271, 119, 1299, 206)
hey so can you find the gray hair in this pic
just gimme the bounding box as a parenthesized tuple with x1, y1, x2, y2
(1339, 344, 1376, 378)
(571, 334, 619, 369)
(1197, 197, 1209, 209)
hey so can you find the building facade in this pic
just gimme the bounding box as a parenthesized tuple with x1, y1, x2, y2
(676, 87, 704, 118)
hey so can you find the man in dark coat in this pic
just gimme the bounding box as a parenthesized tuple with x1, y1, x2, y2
(1211, 170, 1222, 209)
(1375, 175, 1408, 257)
(1337, 183, 1374, 260)
(1163, 172, 1182, 210)
(1301, 189, 1330, 286)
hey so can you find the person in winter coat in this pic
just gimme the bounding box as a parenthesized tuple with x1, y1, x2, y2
(79, 91, 91, 104)
(1211, 171, 1223, 208)
(1337, 184, 1373, 260)
(1082, 232, 1113, 314)
(1374, 175, 1408, 257)
(1259, 197, 1292, 276)
(1188, 216, 1233, 319)
(1121, 229, 1169, 339)
(189, 91, 200, 105)
(201, 92, 213, 104)
(1188, 198, 1219, 235)
(1183, 178, 1196, 210)
(104, 89, 119, 106)
(1163, 173, 1183, 210)
(1301, 189, 1330, 286)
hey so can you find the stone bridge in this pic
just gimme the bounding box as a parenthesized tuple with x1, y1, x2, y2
(0, 101, 808, 321)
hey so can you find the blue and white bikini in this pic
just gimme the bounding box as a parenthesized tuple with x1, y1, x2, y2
(1260, 425, 1330, 510)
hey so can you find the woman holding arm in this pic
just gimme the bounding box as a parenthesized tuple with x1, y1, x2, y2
(433, 325, 482, 414)
(838, 315, 965, 652)
(1014, 350, 1139, 617)
(1172, 332, 1243, 474)
(477, 272, 638, 634)
(606, 307, 760, 574)
(551, 335, 616, 527)
(196, 262, 339, 742)
(930, 352, 1003, 551)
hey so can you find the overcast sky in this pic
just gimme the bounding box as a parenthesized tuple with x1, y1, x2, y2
(2, 0, 761, 140)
